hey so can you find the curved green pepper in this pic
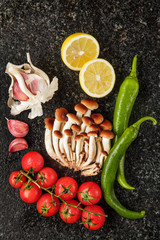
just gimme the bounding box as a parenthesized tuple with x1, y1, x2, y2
(113, 56, 139, 189)
(101, 116, 157, 219)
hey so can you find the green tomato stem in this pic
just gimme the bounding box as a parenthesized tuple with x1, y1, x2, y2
(20, 170, 108, 218)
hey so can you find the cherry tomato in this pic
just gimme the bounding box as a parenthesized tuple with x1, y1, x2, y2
(77, 182, 102, 205)
(21, 151, 44, 173)
(36, 167, 57, 188)
(9, 171, 26, 188)
(81, 205, 105, 230)
(55, 176, 78, 200)
(59, 199, 82, 223)
(20, 181, 42, 203)
(37, 193, 60, 217)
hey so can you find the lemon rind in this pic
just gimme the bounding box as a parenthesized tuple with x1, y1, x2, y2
(79, 58, 116, 98)
(61, 33, 100, 71)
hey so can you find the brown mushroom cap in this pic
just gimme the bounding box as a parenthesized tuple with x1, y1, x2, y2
(101, 151, 108, 156)
(99, 130, 114, 139)
(44, 117, 55, 130)
(91, 113, 104, 125)
(89, 124, 100, 132)
(71, 124, 81, 132)
(100, 120, 112, 130)
(75, 135, 83, 141)
(80, 132, 87, 137)
(55, 108, 68, 122)
(81, 99, 99, 110)
(82, 116, 94, 126)
(87, 131, 98, 137)
(74, 104, 88, 114)
(84, 139, 89, 145)
(64, 129, 73, 137)
(67, 113, 80, 125)
(54, 130, 63, 139)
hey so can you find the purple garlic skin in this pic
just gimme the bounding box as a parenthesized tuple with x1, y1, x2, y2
(9, 138, 28, 155)
(7, 119, 29, 137)
(6, 53, 58, 119)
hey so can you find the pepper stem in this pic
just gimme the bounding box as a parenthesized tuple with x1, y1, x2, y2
(129, 55, 137, 78)
(133, 116, 157, 130)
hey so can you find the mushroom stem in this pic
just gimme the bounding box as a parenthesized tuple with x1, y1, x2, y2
(45, 128, 67, 167)
(72, 151, 76, 169)
(102, 138, 111, 153)
(45, 128, 56, 160)
(75, 135, 83, 168)
(59, 138, 65, 154)
(63, 136, 71, 161)
(84, 109, 91, 117)
(63, 129, 73, 163)
(52, 120, 62, 158)
(71, 124, 81, 152)
(60, 113, 80, 160)
(52, 108, 68, 162)
(100, 130, 114, 154)
(84, 139, 89, 160)
(88, 136, 96, 162)
(99, 151, 108, 167)
(81, 132, 97, 168)
(95, 138, 102, 165)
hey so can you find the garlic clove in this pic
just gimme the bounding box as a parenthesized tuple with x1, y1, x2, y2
(7, 119, 29, 137)
(12, 73, 42, 101)
(13, 79, 29, 101)
(9, 138, 28, 155)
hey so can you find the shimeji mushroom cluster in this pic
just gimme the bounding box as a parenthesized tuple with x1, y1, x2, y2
(44, 99, 114, 176)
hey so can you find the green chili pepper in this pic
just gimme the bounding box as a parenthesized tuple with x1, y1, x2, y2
(101, 116, 157, 219)
(113, 56, 139, 190)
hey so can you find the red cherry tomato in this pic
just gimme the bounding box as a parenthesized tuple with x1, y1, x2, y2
(77, 182, 102, 205)
(22, 151, 44, 173)
(55, 177, 78, 200)
(36, 167, 57, 188)
(37, 193, 60, 217)
(81, 205, 105, 230)
(9, 171, 26, 188)
(59, 199, 82, 223)
(20, 181, 42, 203)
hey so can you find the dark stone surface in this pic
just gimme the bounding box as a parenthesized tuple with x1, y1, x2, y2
(0, 0, 160, 239)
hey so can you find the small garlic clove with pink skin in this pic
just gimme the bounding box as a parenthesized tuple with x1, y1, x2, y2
(9, 138, 28, 155)
(12, 73, 39, 101)
(13, 79, 29, 101)
(12, 72, 47, 101)
(7, 119, 29, 137)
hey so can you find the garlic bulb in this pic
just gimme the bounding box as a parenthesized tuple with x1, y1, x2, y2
(6, 53, 58, 119)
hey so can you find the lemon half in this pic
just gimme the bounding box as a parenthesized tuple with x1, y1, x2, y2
(79, 58, 116, 98)
(61, 33, 100, 71)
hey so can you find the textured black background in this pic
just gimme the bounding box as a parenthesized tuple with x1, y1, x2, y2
(0, 0, 160, 239)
